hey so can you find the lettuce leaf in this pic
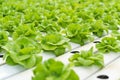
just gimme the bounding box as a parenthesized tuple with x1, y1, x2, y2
(0, 30, 8, 52)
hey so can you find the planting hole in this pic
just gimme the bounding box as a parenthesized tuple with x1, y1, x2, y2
(97, 74, 109, 79)
(93, 41, 101, 43)
(0, 54, 3, 58)
(70, 51, 79, 54)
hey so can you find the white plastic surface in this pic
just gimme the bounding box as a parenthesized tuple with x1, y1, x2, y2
(87, 56, 120, 80)
(0, 65, 25, 80)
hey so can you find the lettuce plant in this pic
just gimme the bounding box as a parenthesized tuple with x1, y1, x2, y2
(0, 16, 17, 34)
(69, 48, 104, 67)
(66, 23, 92, 45)
(103, 15, 119, 30)
(40, 33, 70, 56)
(90, 20, 108, 37)
(2, 37, 42, 68)
(32, 59, 79, 80)
(37, 20, 61, 33)
(12, 23, 39, 40)
(96, 37, 120, 53)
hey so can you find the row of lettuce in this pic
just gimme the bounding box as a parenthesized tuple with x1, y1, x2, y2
(0, 0, 120, 80)
(1, 25, 120, 67)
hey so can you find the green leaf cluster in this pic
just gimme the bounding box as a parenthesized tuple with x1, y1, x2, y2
(32, 59, 79, 80)
(12, 23, 40, 40)
(66, 23, 92, 45)
(69, 48, 104, 67)
(90, 20, 108, 37)
(2, 37, 42, 68)
(41, 33, 70, 56)
(96, 37, 120, 53)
